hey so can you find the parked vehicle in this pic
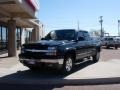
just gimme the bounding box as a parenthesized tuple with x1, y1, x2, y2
(115, 37, 120, 47)
(102, 37, 119, 49)
(19, 29, 101, 74)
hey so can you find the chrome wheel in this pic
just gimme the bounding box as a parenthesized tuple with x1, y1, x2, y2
(65, 58, 73, 72)
(62, 55, 74, 74)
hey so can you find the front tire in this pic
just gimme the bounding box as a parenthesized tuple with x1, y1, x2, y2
(92, 51, 100, 63)
(62, 55, 74, 74)
(106, 46, 110, 49)
(115, 45, 118, 49)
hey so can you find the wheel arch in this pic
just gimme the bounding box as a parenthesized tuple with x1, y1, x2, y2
(64, 49, 76, 61)
(96, 46, 101, 52)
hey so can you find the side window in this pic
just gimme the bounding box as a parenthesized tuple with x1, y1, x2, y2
(45, 33, 51, 39)
(50, 31, 57, 40)
(83, 32, 90, 41)
(44, 31, 56, 40)
(78, 32, 85, 41)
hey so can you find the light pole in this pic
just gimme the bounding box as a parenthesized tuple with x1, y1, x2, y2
(99, 16, 103, 37)
(118, 20, 120, 36)
(77, 20, 80, 30)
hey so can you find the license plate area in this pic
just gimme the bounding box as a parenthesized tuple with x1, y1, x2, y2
(28, 60, 35, 64)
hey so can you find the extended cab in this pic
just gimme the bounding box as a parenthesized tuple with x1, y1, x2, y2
(19, 29, 101, 74)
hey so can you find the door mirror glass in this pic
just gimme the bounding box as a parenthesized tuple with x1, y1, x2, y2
(41, 38, 45, 40)
(78, 37, 85, 41)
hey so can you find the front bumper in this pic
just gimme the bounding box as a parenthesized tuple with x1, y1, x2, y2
(19, 58, 64, 65)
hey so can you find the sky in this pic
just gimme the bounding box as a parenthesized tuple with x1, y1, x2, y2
(39, 0, 120, 36)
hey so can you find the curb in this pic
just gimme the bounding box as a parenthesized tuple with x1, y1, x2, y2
(0, 77, 120, 85)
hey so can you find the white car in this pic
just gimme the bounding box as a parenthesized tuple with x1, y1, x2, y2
(102, 37, 119, 49)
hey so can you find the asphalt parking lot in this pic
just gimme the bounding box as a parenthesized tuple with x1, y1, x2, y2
(0, 48, 120, 85)
(100, 47, 120, 61)
(0, 48, 120, 89)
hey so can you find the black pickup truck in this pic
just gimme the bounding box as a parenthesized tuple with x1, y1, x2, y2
(19, 29, 101, 74)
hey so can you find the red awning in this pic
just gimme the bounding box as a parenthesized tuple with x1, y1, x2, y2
(25, 0, 39, 11)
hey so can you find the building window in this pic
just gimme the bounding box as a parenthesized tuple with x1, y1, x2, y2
(0, 26, 8, 51)
(16, 27, 21, 49)
(0, 26, 1, 50)
(24, 29, 32, 44)
(0, 26, 22, 52)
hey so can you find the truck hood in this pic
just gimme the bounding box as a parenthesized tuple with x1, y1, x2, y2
(36, 40, 70, 46)
(23, 40, 74, 50)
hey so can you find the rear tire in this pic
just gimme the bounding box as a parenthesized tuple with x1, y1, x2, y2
(115, 45, 118, 49)
(106, 46, 110, 49)
(92, 51, 100, 63)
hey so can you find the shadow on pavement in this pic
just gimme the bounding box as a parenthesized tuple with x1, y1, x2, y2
(0, 60, 120, 88)
(102, 47, 119, 50)
(0, 56, 9, 59)
(0, 84, 64, 90)
(0, 50, 8, 59)
(0, 50, 7, 55)
(0, 60, 94, 79)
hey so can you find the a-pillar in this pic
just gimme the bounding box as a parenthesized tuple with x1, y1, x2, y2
(8, 19, 17, 57)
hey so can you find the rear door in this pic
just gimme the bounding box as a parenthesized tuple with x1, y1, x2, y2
(76, 31, 88, 60)
(83, 31, 95, 56)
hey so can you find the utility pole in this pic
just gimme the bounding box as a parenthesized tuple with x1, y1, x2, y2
(77, 20, 79, 30)
(99, 16, 103, 37)
(118, 20, 120, 36)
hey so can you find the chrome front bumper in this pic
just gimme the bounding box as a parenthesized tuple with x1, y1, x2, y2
(19, 58, 64, 65)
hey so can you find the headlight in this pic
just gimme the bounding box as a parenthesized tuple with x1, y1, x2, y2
(46, 47, 57, 56)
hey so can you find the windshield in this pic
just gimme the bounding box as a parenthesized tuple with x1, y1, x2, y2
(44, 30, 75, 40)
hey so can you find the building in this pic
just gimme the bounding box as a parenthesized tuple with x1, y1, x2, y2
(0, 0, 44, 57)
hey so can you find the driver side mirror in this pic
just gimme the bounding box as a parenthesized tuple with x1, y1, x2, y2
(78, 37, 85, 41)
(41, 38, 45, 40)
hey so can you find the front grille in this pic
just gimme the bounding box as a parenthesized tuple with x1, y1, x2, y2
(24, 44, 48, 50)
(22, 44, 49, 59)
(23, 51, 46, 59)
